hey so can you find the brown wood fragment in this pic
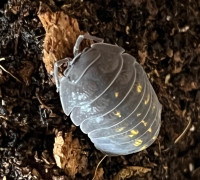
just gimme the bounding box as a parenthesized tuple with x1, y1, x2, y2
(38, 2, 84, 74)
(113, 166, 151, 180)
(53, 131, 88, 179)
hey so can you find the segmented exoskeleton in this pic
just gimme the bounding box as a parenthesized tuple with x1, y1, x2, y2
(54, 35, 162, 155)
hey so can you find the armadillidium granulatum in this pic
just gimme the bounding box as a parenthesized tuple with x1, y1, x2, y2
(54, 35, 162, 156)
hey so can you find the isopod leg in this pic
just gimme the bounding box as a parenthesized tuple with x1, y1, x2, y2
(54, 58, 71, 92)
(73, 34, 104, 56)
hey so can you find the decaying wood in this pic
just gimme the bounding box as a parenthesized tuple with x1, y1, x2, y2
(53, 131, 88, 179)
(38, 2, 84, 73)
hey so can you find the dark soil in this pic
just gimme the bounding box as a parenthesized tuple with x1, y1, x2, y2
(0, 0, 200, 180)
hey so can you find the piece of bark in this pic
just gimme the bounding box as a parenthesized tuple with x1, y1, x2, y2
(38, 2, 84, 74)
(53, 131, 88, 179)
(113, 166, 151, 180)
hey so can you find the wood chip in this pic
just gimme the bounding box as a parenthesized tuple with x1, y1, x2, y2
(53, 131, 88, 179)
(138, 50, 148, 65)
(38, 2, 84, 74)
(113, 166, 151, 180)
(18, 61, 34, 85)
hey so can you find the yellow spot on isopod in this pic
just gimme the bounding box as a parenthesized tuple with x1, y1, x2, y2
(152, 136, 157, 140)
(137, 113, 141, 117)
(114, 111, 121, 118)
(134, 139, 143, 146)
(116, 127, 125, 132)
(148, 128, 152, 133)
(115, 92, 119, 98)
(129, 129, 139, 137)
(141, 120, 147, 126)
(137, 84, 142, 93)
(131, 129, 139, 135)
(144, 94, 150, 104)
(140, 145, 147, 150)
(153, 105, 156, 109)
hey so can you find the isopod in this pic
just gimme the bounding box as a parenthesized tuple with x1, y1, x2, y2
(54, 34, 162, 156)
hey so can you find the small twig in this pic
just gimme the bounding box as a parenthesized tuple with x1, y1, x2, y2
(174, 117, 191, 144)
(0, 115, 8, 120)
(163, 117, 191, 152)
(14, 24, 22, 55)
(0, 58, 5, 61)
(36, 92, 53, 113)
(0, 65, 22, 83)
(158, 140, 161, 155)
(92, 155, 107, 180)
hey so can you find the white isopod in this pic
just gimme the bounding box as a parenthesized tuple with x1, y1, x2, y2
(54, 35, 162, 156)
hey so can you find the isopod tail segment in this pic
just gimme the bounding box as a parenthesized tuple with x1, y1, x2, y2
(54, 34, 104, 92)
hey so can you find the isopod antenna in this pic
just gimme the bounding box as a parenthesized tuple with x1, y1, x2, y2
(73, 34, 104, 56)
(54, 57, 72, 92)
